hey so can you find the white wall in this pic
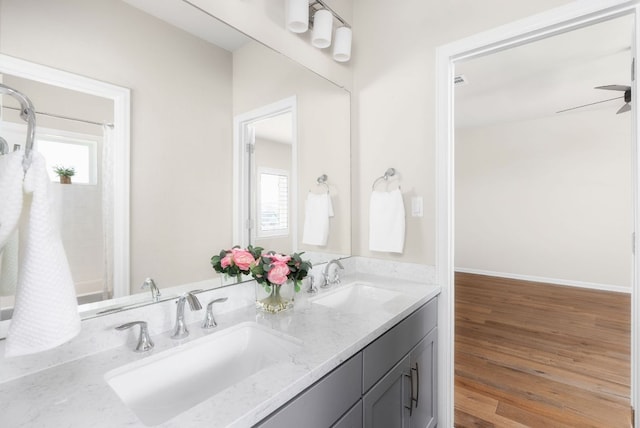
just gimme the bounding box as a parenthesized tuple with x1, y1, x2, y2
(1, 0, 234, 290)
(456, 110, 632, 288)
(351, 0, 574, 264)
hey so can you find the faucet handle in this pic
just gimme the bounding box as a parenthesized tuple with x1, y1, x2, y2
(141, 277, 161, 301)
(306, 276, 317, 294)
(116, 321, 154, 352)
(202, 297, 228, 329)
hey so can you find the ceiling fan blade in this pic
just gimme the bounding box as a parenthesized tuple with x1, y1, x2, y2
(556, 95, 623, 114)
(617, 103, 631, 114)
(596, 84, 631, 91)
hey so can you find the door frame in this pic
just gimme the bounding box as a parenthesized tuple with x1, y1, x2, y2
(0, 54, 130, 299)
(232, 96, 298, 250)
(435, 1, 640, 426)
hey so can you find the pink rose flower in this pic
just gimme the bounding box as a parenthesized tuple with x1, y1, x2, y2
(220, 252, 232, 268)
(232, 248, 255, 271)
(272, 253, 291, 264)
(267, 262, 290, 285)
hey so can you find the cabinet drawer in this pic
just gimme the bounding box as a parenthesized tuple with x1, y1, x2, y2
(363, 297, 437, 392)
(258, 353, 363, 428)
(332, 399, 362, 428)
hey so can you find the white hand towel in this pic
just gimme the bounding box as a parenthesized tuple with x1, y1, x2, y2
(302, 192, 334, 246)
(369, 188, 405, 253)
(5, 152, 80, 357)
(0, 230, 19, 296)
(0, 151, 25, 248)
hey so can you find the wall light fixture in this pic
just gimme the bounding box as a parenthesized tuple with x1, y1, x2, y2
(286, 0, 352, 63)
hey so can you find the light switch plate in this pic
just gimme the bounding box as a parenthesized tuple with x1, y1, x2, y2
(411, 196, 423, 217)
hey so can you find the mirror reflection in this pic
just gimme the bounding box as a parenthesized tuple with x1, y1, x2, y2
(0, 0, 351, 326)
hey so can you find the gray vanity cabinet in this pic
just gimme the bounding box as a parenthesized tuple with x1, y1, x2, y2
(333, 400, 363, 428)
(363, 353, 411, 428)
(257, 353, 363, 428)
(256, 297, 437, 428)
(362, 299, 437, 428)
(409, 329, 438, 428)
(362, 331, 437, 428)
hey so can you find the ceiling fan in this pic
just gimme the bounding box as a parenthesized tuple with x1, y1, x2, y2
(556, 84, 631, 114)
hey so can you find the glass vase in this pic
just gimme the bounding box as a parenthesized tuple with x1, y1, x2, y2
(255, 280, 295, 313)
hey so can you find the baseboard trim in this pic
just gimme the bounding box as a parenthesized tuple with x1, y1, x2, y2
(455, 267, 631, 294)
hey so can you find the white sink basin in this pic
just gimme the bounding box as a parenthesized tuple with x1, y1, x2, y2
(104, 322, 301, 426)
(311, 282, 404, 314)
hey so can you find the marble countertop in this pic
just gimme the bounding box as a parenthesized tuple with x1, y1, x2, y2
(0, 274, 439, 428)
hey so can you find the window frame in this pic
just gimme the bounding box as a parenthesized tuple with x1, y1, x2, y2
(256, 166, 290, 238)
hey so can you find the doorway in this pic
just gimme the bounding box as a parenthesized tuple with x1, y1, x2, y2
(453, 14, 633, 425)
(435, 2, 640, 426)
(233, 96, 298, 252)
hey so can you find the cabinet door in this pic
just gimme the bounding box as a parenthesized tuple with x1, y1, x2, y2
(363, 354, 411, 428)
(409, 328, 437, 428)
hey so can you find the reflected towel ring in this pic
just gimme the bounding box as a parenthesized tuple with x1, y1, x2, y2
(372, 168, 397, 190)
(0, 83, 36, 172)
(316, 174, 330, 193)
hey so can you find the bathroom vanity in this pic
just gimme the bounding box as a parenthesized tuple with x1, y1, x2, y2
(0, 274, 439, 427)
(258, 297, 437, 428)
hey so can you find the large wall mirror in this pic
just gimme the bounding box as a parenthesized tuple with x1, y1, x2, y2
(0, 0, 351, 329)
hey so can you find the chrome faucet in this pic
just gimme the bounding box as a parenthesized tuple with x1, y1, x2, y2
(115, 321, 154, 352)
(202, 297, 228, 329)
(171, 291, 202, 339)
(141, 277, 161, 302)
(321, 259, 344, 288)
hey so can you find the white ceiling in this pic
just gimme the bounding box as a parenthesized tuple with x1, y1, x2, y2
(455, 14, 632, 129)
(123, 0, 251, 51)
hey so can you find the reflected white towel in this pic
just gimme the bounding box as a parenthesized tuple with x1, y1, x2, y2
(6, 153, 80, 357)
(0, 231, 19, 296)
(0, 151, 24, 248)
(369, 188, 405, 253)
(302, 192, 334, 246)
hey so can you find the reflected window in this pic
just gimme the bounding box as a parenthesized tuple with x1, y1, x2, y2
(258, 167, 289, 236)
(38, 134, 98, 184)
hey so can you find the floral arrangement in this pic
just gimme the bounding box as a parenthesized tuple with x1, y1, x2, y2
(210, 245, 263, 277)
(211, 246, 311, 292)
(251, 251, 312, 292)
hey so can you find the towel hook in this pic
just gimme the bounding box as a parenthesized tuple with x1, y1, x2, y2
(316, 174, 329, 193)
(372, 168, 397, 190)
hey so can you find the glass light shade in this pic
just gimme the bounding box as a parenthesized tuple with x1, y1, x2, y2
(311, 9, 333, 48)
(286, 0, 309, 33)
(332, 26, 352, 62)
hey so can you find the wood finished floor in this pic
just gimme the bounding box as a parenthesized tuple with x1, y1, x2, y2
(454, 272, 631, 428)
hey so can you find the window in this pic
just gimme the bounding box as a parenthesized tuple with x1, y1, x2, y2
(37, 134, 98, 185)
(257, 168, 289, 237)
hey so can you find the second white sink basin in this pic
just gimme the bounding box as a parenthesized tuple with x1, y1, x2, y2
(104, 322, 301, 426)
(311, 282, 404, 314)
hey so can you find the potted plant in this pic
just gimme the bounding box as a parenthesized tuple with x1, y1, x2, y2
(53, 166, 75, 184)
